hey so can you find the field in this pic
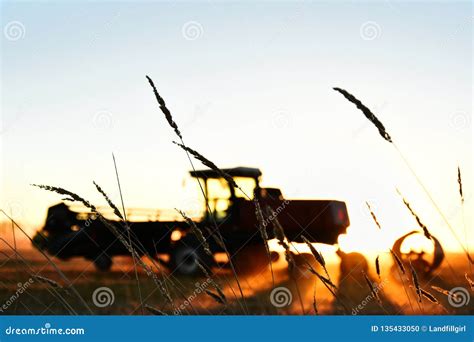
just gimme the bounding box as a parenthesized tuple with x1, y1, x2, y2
(1, 78, 472, 317)
(0, 243, 472, 315)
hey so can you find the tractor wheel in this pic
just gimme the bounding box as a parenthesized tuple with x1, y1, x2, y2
(93, 254, 113, 272)
(170, 241, 214, 276)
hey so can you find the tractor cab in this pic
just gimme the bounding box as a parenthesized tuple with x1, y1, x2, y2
(189, 167, 262, 222)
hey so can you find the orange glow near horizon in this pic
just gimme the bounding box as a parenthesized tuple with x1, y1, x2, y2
(0, 189, 471, 256)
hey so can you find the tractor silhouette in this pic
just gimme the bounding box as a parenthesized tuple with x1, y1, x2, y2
(32, 167, 350, 275)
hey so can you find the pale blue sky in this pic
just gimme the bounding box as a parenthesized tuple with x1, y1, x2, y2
(1, 0, 472, 252)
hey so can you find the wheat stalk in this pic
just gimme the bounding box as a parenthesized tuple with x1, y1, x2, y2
(388, 248, 415, 313)
(465, 273, 474, 291)
(457, 166, 464, 203)
(264, 206, 294, 270)
(93, 181, 124, 220)
(409, 263, 422, 303)
(306, 267, 337, 290)
(430, 285, 451, 297)
(144, 304, 167, 315)
(333, 87, 392, 142)
(205, 289, 226, 305)
(94, 176, 202, 314)
(176, 209, 212, 257)
(366, 201, 382, 230)
(146, 75, 182, 139)
(397, 189, 432, 240)
(254, 198, 275, 286)
(389, 249, 406, 275)
(0, 236, 77, 315)
(430, 285, 461, 306)
(419, 288, 438, 303)
(32, 184, 97, 211)
(263, 206, 308, 313)
(1, 209, 94, 314)
(32, 275, 62, 289)
(111, 153, 145, 314)
(301, 235, 330, 281)
(146, 75, 238, 308)
(334, 87, 471, 264)
(173, 142, 238, 188)
(312, 286, 318, 315)
(203, 226, 226, 250)
(363, 271, 381, 304)
(34, 185, 178, 311)
(375, 255, 381, 279)
(195, 261, 227, 305)
(146, 76, 248, 312)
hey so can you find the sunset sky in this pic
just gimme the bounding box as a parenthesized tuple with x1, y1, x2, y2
(1, 1, 472, 253)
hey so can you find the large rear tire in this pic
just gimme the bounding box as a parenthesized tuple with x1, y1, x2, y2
(170, 240, 214, 276)
(93, 254, 113, 272)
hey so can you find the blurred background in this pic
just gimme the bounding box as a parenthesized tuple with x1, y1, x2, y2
(1, 0, 472, 254)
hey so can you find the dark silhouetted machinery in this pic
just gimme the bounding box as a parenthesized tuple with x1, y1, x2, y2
(33, 167, 350, 274)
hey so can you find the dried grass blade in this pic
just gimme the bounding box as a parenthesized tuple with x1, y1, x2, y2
(32, 275, 62, 289)
(254, 198, 274, 285)
(176, 209, 212, 257)
(301, 235, 330, 280)
(93, 181, 124, 220)
(409, 263, 422, 303)
(420, 288, 438, 303)
(173, 142, 237, 188)
(375, 255, 381, 279)
(398, 190, 432, 240)
(366, 201, 382, 229)
(363, 272, 381, 304)
(333, 87, 392, 143)
(196, 261, 226, 304)
(389, 249, 406, 275)
(465, 273, 474, 291)
(205, 289, 226, 304)
(144, 304, 167, 315)
(313, 287, 318, 315)
(457, 166, 464, 203)
(431, 285, 451, 297)
(146, 75, 182, 139)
